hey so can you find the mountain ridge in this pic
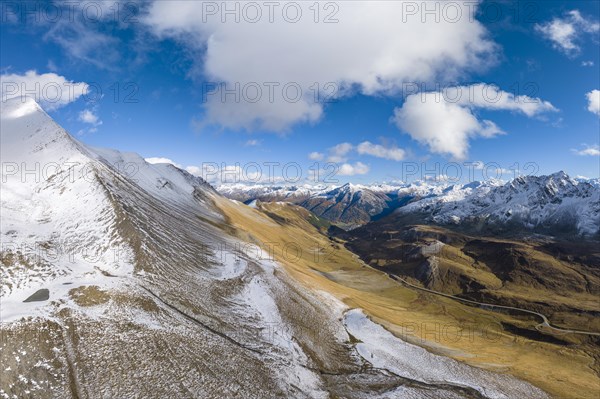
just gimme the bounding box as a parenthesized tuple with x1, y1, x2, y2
(219, 172, 600, 236)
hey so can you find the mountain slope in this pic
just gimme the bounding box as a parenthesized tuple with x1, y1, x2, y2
(1, 98, 134, 306)
(300, 183, 392, 227)
(0, 97, 334, 397)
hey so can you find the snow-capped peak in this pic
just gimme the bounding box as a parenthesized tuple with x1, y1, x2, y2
(0, 95, 44, 120)
(0, 98, 220, 320)
(398, 172, 600, 236)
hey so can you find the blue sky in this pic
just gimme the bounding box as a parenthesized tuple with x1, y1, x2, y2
(1, 0, 599, 185)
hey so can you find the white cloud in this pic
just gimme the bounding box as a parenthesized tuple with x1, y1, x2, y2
(471, 160, 485, 170)
(1, 1, 122, 69)
(143, 1, 496, 131)
(311, 139, 407, 165)
(0, 70, 88, 111)
(535, 10, 599, 56)
(184, 165, 202, 176)
(582, 60, 594, 67)
(392, 84, 557, 160)
(79, 109, 102, 126)
(337, 162, 370, 176)
(308, 151, 324, 161)
(572, 144, 600, 156)
(42, 2, 125, 70)
(393, 94, 502, 160)
(327, 142, 354, 163)
(145, 157, 183, 168)
(186, 163, 286, 185)
(586, 90, 600, 115)
(469, 160, 512, 176)
(356, 141, 406, 161)
(445, 83, 557, 116)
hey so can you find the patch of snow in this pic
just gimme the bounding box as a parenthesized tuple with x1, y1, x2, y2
(238, 265, 327, 398)
(211, 251, 248, 280)
(343, 309, 549, 399)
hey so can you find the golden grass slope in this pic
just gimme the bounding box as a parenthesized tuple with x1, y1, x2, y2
(216, 198, 600, 399)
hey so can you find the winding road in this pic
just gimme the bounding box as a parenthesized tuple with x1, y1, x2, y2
(384, 273, 600, 337)
(347, 251, 599, 337)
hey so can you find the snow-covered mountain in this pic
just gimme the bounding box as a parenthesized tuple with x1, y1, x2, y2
(1, 97, 221, 304)
(397, 172, 600, 236)
(219, 181, 444, 226)
(300, 183, 392, 226)
(219, 173, 600, 235)
(0, 97, 333, 397)
(2, 97, 553, 398)
(217, 183, 327, 202)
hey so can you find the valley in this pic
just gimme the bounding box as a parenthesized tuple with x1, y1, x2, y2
(220, 199, 600, 399)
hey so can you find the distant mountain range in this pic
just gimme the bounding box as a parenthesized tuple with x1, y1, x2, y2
(219, 182, 446, 227)
(218, 173, 600, 236)
(397, 172, 600, 237)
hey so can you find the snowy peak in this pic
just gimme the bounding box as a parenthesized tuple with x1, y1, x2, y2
(0, 98, 221, 309)
(510, 171, 576, 193)
(1, 98, 134, 304)
(1, 96, 84, 162)
(90, 146, 216, 208)
(398, 172, 600, 236)
(0, 95, 44, 120)
(323, 183, 363, 201)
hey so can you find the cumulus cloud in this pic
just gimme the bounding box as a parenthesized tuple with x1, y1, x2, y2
(535, 10, 599, 56)
(586, 90, 600, 115)
(393, 94, 503, 160)
(392, 84, 557, 160)
(0, 70, 88, 111)
(356, 141, 406, 161)
(327, 143, 354, 163)
(572, 144, 600, 156)
(424, 174, 452, 182)
(77, 108, 103, 135)
(143, 1, 496, 131)
(186, 163, 286, 185)
(446, 83, 557, 116)
(337, 162, 370, 176)
(469, 160, 513, 177)
(308, 151, 324, 161)
(79, 109, 102, 125)
(311, 140, 407, 163)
